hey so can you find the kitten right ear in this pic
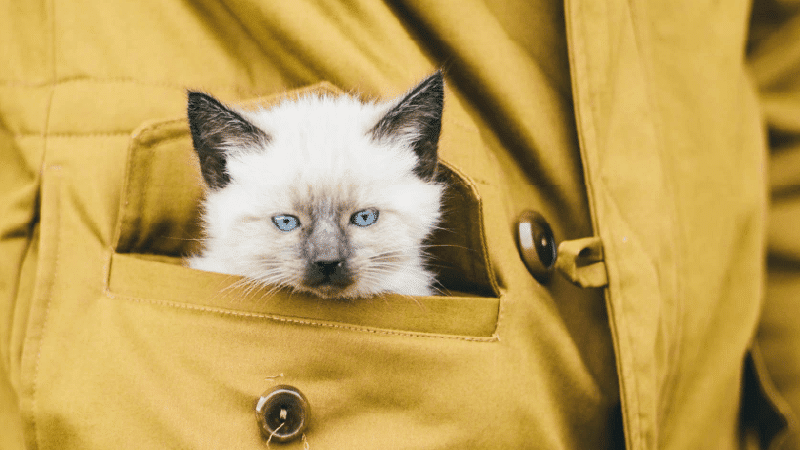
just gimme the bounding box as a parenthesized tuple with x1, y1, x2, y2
(187, 91, 269, 189)
(370, 72, 444, 181)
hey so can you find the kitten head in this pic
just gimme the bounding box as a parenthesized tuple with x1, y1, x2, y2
(187, 72, 445, 299)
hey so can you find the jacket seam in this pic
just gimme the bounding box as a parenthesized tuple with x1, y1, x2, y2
(0, 76, 270, 96)
(625, 0, 686, 433)
(29, 170, 58, 450)
(29, 1, 59, 444)
(565, 0, 643, 447)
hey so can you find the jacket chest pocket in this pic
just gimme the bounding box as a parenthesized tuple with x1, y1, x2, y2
(108, 83, 501, 339)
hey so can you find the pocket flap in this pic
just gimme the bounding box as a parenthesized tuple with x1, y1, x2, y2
(108, 252, 499, 337)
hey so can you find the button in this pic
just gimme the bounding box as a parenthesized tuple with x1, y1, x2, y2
(517, 211, 557, 282)
(255, 385, 309, 443)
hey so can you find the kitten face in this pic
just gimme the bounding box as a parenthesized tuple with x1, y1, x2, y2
(186, 73, 445, 299)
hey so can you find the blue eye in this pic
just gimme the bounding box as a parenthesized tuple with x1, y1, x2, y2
(351, 209, 379, 227)
(272, 215, 300, 232)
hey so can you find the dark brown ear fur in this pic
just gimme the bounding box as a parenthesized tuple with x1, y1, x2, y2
(370, 71, 444, 181)
(187, 91, 269, 189)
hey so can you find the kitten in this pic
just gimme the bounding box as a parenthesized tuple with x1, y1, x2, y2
(185, 72, 445, 299)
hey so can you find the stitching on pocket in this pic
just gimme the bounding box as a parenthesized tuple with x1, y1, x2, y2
(109, 292, 499, 342)
(102, 251, 500, 342)
(13, 132, 133, 138)
(103, 250, 498, 342)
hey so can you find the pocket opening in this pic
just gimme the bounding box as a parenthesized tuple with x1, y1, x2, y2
(113, 85, 499, 299)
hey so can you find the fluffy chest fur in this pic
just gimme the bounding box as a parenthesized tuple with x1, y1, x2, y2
(186, 73, 445, 299)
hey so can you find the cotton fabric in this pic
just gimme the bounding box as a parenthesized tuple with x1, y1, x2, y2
(1, 1, 799, 449)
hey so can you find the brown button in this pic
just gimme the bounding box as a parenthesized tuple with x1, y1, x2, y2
(517, 211, 557, 282)
(255, 385, 309, 443)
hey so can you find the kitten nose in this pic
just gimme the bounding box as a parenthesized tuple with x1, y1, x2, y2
(314, 260, 343, 277)
(305, 259, 353, 291)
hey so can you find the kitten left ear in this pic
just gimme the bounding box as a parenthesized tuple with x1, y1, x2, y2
(370, 71, 444, 181)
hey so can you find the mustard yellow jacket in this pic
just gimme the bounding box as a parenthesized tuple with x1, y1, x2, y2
(1, 0, 799, 449)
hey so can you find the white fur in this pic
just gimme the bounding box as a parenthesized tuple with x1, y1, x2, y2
(187, 94, 442, 298)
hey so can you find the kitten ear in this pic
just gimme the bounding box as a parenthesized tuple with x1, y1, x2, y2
(370, 71, 444, 181)
(187, 91, 270, 189)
